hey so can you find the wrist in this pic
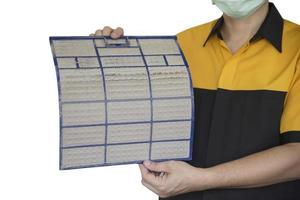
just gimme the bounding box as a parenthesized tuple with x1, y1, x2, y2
(205, 167, 223, 189)
(189, 167, 220, 192)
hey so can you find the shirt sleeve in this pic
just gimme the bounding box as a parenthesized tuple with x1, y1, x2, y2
(280, 57, 300, 144)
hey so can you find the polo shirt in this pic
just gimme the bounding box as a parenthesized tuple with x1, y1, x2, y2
(162, 3, 300, 200)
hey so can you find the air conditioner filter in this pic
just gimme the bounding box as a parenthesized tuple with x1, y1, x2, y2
(50, 36, 195, 170)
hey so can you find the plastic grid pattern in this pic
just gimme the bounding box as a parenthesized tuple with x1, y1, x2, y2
(50, 36, 195, 170)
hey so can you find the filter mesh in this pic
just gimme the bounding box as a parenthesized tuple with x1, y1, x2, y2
(50, 36, 195, 170)
(62, 126, 105, 147)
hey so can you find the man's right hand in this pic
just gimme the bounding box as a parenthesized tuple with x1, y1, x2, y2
(90, 26, 124, 39)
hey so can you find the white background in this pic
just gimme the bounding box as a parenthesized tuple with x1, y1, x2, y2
(0, 0, 299, 199)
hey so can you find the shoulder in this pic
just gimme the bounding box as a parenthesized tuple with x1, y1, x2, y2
(283, 19, 300, 50)
(176, 19, 218, 47)
(284, 19, 300, 34)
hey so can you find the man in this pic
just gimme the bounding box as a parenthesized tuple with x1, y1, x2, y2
(91, 0, 300, 199)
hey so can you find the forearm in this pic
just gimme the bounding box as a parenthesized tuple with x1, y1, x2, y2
(198, 143, 300, 190)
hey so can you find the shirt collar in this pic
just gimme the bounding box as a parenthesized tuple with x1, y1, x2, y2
(203, 2, 284, 52)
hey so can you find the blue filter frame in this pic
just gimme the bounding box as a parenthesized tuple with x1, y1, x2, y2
(49, 36, 195, 170)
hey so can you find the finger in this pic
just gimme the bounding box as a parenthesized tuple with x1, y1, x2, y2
(141, 180, 160, 195)
(95, 29, 103, 36)
(143, 160, 169, 173)
(139, 164, 157, 184)
(140, 164, 163, 177)
(102, 26, 113, 36)
(139, 163, 149, 175)
(111, 27, 124, 39)
(139, 164, 151, 178)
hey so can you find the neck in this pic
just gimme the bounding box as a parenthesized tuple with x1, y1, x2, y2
(221, 1, 269, 53)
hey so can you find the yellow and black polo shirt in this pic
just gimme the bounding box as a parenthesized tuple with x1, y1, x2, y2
(164, 3, 300, 200)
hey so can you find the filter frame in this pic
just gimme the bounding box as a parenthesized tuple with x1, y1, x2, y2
(50, 36, 195, 170)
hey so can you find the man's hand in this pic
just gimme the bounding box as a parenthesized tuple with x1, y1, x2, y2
(139, 160, 212, 198)
(90, 26, 124, 39)
(138, 144, 300, 198)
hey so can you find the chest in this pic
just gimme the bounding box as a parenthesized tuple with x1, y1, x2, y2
(186, 39, 297, 93)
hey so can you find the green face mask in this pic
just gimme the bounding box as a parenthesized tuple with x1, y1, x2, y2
(212, 0, 267, 19)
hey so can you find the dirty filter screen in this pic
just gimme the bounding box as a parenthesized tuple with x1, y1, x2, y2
(50, 36, 195, 170)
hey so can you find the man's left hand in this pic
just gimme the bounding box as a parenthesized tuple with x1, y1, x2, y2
(139, 160, 212, 198)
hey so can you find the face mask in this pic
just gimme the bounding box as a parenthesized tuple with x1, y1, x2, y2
(212, 0, 267, 19)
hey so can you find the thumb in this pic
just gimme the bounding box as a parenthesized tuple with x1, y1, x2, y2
(143, 160, 169, 172)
